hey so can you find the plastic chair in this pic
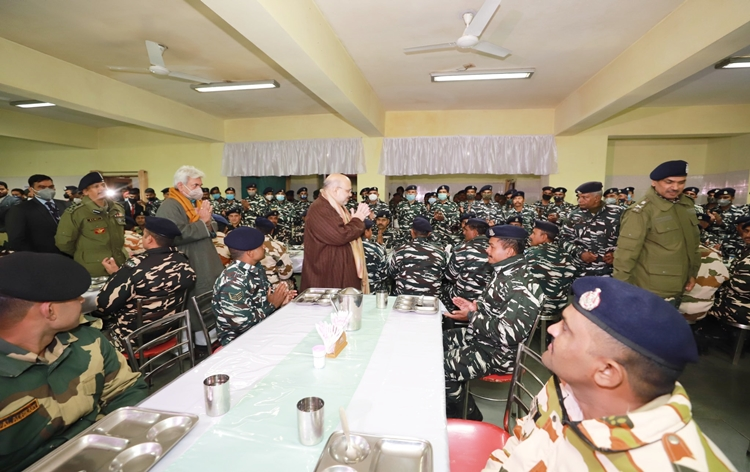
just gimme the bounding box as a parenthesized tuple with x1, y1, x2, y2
(447, 419, 509, 472)
(189, 291, 219, 355)
(503, 343, 549, 432)
(123, 309, 194, 387)
(722, 320, 750, 365)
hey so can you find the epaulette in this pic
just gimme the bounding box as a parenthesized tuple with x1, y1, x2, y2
(65, 201, 84, 212)
(631, 200, 648, 213)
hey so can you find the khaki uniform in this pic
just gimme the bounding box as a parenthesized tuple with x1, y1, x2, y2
(55, 196, 127, 276)
(614, 187, 700, 299)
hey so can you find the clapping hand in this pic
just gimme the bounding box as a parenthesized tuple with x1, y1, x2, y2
(443, 297, 477, 322)
(269, 283, 289, 308)
(351, 203, 370, 221)
(580, 251, 598, 263)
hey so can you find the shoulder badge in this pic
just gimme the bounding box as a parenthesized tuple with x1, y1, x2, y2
(124, 258, 137, 268)
(631, 200, 648, 214)
(229, 291, 243, 302)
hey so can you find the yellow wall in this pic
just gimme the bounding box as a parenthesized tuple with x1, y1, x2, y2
(607, 138, 710, 176)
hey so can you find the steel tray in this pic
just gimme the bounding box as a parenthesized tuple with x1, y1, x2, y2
(393, 295, 439, 314)
(25, 407, 198, 472)
(293, 288, 341, 306)
(314, 431, 433, 472)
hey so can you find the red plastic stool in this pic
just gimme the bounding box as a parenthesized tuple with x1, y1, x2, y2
(447, 419, 509, 472)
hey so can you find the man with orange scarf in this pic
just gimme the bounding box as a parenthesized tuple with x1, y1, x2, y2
(156, 166, 224, 297)
(301, 174, 371, 292)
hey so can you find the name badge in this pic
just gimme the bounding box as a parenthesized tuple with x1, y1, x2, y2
(0, 399, 39, 431)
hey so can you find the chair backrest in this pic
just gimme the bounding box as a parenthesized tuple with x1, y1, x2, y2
(123, 309, 194, 385)
(446, 419, 509, 472)
(189, 291, 217, 355)
(503, 343, 549, 432)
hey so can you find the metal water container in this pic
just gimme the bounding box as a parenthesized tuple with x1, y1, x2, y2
(332, 287, 363, 331)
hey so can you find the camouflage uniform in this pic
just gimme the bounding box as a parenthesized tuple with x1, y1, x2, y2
(260, 235, 294, 289)
(388, 236, 447, 296)
(95, 246, 196, 351)
(481, 378, 736, 472)
(443, 254, 542, 408)
(700, 227, 723, 253)
(210, 197, 225, 215)
(212, 260, 276, 345)
(533, 200, 554, 218)
(560, 204, 621, 277)
(345, 199, 358, 212)
(542, 201, 575, 223)
(504, 205, 537, 234)
(429, 200, 460, 246)
(267, 200, 295, 244)
(368, 199, 390, 240)
(374, 226, 400, 250)
(525, 242, 576, 315)
(471, 200, 503, 223)
(0, 321, 148, 472)
(679, 245, 729, 322)
(241, 195, 267, 227)
(396, 200, 427, 238)
(442, 235, 492, 310)
(710, 204, 747, 261)
(709, 247, 750, 325)
(145, 198, 162, 216)
(363, 239, 388, 292)
(290, 218, 306, 246)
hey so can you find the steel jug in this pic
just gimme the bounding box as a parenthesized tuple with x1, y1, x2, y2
(332, 287, 363, 331)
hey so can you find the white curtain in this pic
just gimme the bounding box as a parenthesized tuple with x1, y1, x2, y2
(379, 135, 557, 176)
(223, 138, 365, 176)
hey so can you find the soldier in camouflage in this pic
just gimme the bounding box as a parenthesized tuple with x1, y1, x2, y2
(292, 187, 311, 243)
(697, 213, 723, 253)
(0, 252, 148, 472)
(218, 187, 242, 217)
(708, 220, 750, 325)
(267, 188, 296, 244)
(482, 277, 735, 472)
(503, 190, 537, 234)
(541, 187, 576, 223)
(683, 186, 705, 215)
(255, 217, 295, 290)
(458, 185, 479, 215)
(533, 186, 555, 218)
(143, 188, 161, 216)
(290, 209, 307, 246)
(711, 188, 748, 261)
(441, 218, 492, 312)
(560, 182, 621, 277)
(363, 219, 388, 292)
(209, 186, 224, 214)
(472, 185, 503, 223)
(388, 217, 447, 296)
(240, 183, 265, 227)
(212, 228, 295, 346)
(96, 217, 197, 351)
(395, 185, 427, 241)
(366, 187, 390, 241)
(429, 185, 460, 246)
(526, 220, 576, 315)
(373, 210, 400, 250)
(443, 224, 543, 419)
(679, 243, 728, 322)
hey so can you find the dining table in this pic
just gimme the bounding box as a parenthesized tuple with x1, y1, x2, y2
(140, 294, 450, 471)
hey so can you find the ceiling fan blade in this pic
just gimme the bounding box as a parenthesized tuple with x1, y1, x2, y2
(403, 42, 457, 54)
(108, 66, 151, 74)
(464, 0, 502, 37)
(167, 71, 212, 83)
(145, 40, 166, 68)
(472, 41, 511, 58)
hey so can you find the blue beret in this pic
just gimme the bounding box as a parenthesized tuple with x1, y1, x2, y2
(534, 220, 559, 236)
(438, 185, 450, 192)
(255, 217, 275, 232)
(512, 190, 525, 198)
(618, 189, 629, 194)
(263, 187, 274, 194)
(225, 208, 241, 216)
(576, 181, 603, 194)
(506, 216, 523, 224)
(684, 187, 699, 194)
(276, 188, 285, 193)
(364, 219, 374, 229)
(488, 225, 527, 239)
(604, 187, 619, 195)
(145, 216, 181, 238)
(460, 212, 476, 221)
(225, 187, 235, 192)
(542, 186, 554, 192)
(405, 185, 417, 191)
(554, 187, 567, 193)
(650, 160, 688, 181)
(412, 216, 432, 233)
(466, 218, 487, 227)
(265, 210, 279, 217)
(571, 277, 698, 370)
(297, 187, 308, 193)
(0, 252, 90, 301)
(504, 189, 515, 196)
(246, 182, 257, 189)
(480, 185, 493, 193)
(376, 210, 391, 219)
(224, 227, 265, 251)
(213, 215, 229, 225)
(465, 185, 477, 192)
(369, 187, 378, 192)
(78, 172, 104, 192)
(708, 188, 721, 195)
(717, 188, 736, 198)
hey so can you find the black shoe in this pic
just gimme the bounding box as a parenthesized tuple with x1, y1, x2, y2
(465, 394, 483, 422)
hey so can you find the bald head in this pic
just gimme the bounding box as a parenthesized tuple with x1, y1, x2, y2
(324, 173, 350, 189)
(323, 173, 352, 206)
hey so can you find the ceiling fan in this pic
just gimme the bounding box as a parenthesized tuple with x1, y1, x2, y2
(404, 0, 511, 59)
(108, 40, 213, 83)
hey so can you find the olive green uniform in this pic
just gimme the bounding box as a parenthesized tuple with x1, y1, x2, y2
(55, 196, 127, 276)
(614, 187, 700, 299)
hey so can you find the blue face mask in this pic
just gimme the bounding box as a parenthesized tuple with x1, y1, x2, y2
(225, 194, 235, 200)
(211, 193, 221, 200)
(428, 197, 437, 204)
(437, 193, 448, 201)
(405, 194, 416, 202)
(300, 194, 308, 200)
(276, 195, 285, 202)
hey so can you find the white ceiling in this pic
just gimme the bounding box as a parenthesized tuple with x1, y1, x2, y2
(0, 0, 746, 127)
(0, 92, 126, 128)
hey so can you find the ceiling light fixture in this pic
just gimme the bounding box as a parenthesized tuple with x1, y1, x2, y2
(10, 100, 56, 108)
(190, 80, 280, 93)
(715, 57, 750, 69)
(430, 69, 534, 82)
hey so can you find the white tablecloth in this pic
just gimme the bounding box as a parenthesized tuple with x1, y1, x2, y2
(141, 296, 449, 471)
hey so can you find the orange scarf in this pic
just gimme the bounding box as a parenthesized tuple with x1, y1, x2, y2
(167, 187, 200, 223)
(321, 190, 370, 294)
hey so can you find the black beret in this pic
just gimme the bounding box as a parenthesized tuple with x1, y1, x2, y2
(735, 215, 750, 226)
(479, 185, 493, 193)
(425, 192, 435, 198)
(210, 187, 220, 192)
(201, 187, 209, 192)
(718, 188, 736, 197)
(542, 186, 554, 192)
(503, 189, 514, 197)
(130, 188, 140, 194)
(488, 225, 528, 240)
(534, 220, 559, 236)
(265, 210, 279, 217)
(554, 187, 568, 193)
(460, 213, 477, 221)
(124, 216, 136, 229)
(512, 190, 525, 198)
(0, 252, 90, 302)
(145, 188, 155, 193)
(466, 218, 486, 227)
(376, 210, 391, 219)
(225, 208, 241, 216)
(213, 214, 229, 226)
(360, 187, 370, 194)
(624, 187, 635, 193)
(224, 227, 265, 251)
(412, 217, 432, 233)
(604, 188, 619, 195)
(297, 187, 308, 194)
(65, 185, 78, 192)
(708, 188, 721, 195)
(161, 188, 170, 194)
(506, 216, 523, 224)
(263, 187, 274, 194)
(78, 172, 104, 192)
(571, 277, 698, 370)
(364, 219, 374, 229)
(684, 187, 699, 194)
(275, 188, 285, 194)
(576, 181, 603, 194)
(405, 185, 417, 191)
(370, 187, 378, 192)
(144, 216, 182, 238)
(246, 182, 258, 189)
(618, 189, 628, 195)
(650, 160, 688, 181)
(465, 185, 477, 192)
(225, 187, 235, 192)
(255, 217, 275, 232)
(437, 185, 450, 192)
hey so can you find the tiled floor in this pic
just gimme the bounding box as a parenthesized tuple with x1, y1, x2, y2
(470, 332, 750, 471)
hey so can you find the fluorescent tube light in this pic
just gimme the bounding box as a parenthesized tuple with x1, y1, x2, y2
(431, 69, 534, 82)
(715, 57, 750, 69)
(10, 100, 56, 108)
(191, 80, 280, 92)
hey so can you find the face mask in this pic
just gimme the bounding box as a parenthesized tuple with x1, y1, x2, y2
(718, 198, 731, 207)
(627, 195, 633, 202)
(542, 194, 552, 201)
(405, 194, 416, 202)
(482, 193, 491, 201)
(265, 195, 273, 201)
(211, 194, 221, 200)
(605, 197, 617, 205)
(248, 191, 257, 197)
(466, 193, 475, 201)
(300, 194, 308, 200)
(438, 193, 448, 201)
(707, 197, 716, 203)
(368, 194, 378, 201)
(276, 195, 285, 202)
(226, 194, 235, 201)
(36, 188, 56, 201)
(147, 197, 156, 201)
(618, 198, 626, 203)
(554, 196, 564, 202)
(428, 197, 437, 204)
(184, 186, 204, 201)
(128, 197, 138, 203)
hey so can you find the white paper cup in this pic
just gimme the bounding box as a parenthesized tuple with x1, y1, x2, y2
(313, 345, 326, 369)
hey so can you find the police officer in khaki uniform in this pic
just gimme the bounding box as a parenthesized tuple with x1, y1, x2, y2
(55, 172, 127, 276)
(614, 160, 701, 305)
